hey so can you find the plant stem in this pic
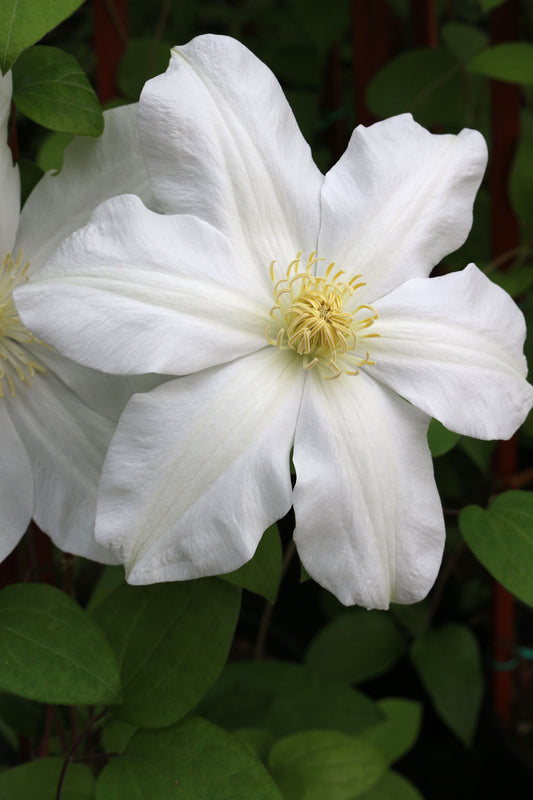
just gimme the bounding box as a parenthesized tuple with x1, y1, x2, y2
(56, 709, 108, 800)
(254, 540, 296, 660)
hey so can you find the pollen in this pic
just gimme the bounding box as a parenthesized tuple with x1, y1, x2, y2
(267, 251, 379, 379)
(0, 250, 45, 399)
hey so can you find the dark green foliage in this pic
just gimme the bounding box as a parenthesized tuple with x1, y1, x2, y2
(0, 583, 121, 705)
(92, 579, 241, 727)
(13, 46, 103, 135)
(410, 624, 484, 746)
(0, 0, 84, 72)
(96, 716, 283, 800)
(198, 660, 383, 735)
(460, 492, 533, 608)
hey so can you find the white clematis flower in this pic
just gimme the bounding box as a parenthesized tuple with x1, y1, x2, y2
(0, 69, 156, 563)
(16, 35, 533, 608)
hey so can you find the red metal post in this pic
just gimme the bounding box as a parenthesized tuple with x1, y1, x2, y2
(411, 0, 438, 48)
(92, 0, 128, 103)
(350, 0, 397, 126)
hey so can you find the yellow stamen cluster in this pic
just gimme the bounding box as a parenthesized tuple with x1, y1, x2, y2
(267, 251, 379, 379)
(0, 251, 45, 398)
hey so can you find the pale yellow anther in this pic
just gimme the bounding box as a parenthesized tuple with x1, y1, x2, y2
(0, 250, 46, 399)
(267, 251, 379, 379)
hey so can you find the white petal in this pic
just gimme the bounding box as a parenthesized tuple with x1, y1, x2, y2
(96, 348, 303, 584)
(0, 70, 19, 254)
(139, 35, 322, 271)
(5, 372, 120, 564)
(293, 372, 444, 609)
(36, 347, 164, 423)
(15, 195, 270, 376)
(318, 114, 487, 302)
(0, 402, 32, 560)
(15, 104, 154, 270)
(371, 264, 533, 439)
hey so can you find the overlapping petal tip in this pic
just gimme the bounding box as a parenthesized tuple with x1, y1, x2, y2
(95, 349, 303, 583)
(318, 114, 488, 303)
(371, 264, 533, 440)
(293, 372, 444, 609)
(15, 104, 153, 271)
(15, 194, 270, 377)
(0, 70, 20, 254)
(4, 373, 119, 564)
(139, 34, 322, 272)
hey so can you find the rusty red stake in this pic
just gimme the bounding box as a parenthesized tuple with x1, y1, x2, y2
(350, 0, 397, 126)
(92, 0, 128, 103)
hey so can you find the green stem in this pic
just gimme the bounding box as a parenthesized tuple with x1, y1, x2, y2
(55, 709, 108, 800)
(254, 540, 296, 660)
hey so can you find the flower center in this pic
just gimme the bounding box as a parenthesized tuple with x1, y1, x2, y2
(0, 251, 45, 398)
(267, 251, 379, 379)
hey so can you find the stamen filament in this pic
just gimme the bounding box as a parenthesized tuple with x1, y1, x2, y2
(267, 251, 379, 379)
(0, 249, 47, 398)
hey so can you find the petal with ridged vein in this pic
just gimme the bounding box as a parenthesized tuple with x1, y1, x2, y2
(293, 371, 444, 609)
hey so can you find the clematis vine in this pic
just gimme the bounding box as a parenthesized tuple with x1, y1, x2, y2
(0, 69, 156, 563)
(16, 35, 533, 608)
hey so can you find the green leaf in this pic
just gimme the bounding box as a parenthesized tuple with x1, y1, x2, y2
(479, 0, 507, 10)
(389, 600, 429, 637)
(198, 660, 383, 736)
(384, 0, 409, 15)
(223, 524, 282, 603)
(36, 130, 74, 173)
(441, 22, 488, 64)
(117, 38, 171, 101)
(12, 46, 103, 135)
(427, 419, 459, 458)
(366, 48, 463, 128)
(0, 583, 121, 705)
(85, 565, 125, 614)
(320, 587, 347, 618)
(268, 731, 386, 800)
(468, 43, 533, 85)
(489, 263, 533, 298)
(357, 770, 425, 800)
(305, 609, 407, 684)
(457, 578, 490, 614)
(100, 716, 137, 755)
(459, 491, 533, 606)
(0, 692, 45, 738)
(357, 698, 422, 764)
(96, 716, 282, 800)
(0, 757, 94, 799)
(233, 728, 277, 763)
(0, 0, 84, 73)
(510, 110, 533, 234)
(17, 157, 43, 206)
(458, 435, 495, 473)
(92, 578, 240, 727)
(410, 624, 483, 746)
(289, 0, 349, 53)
